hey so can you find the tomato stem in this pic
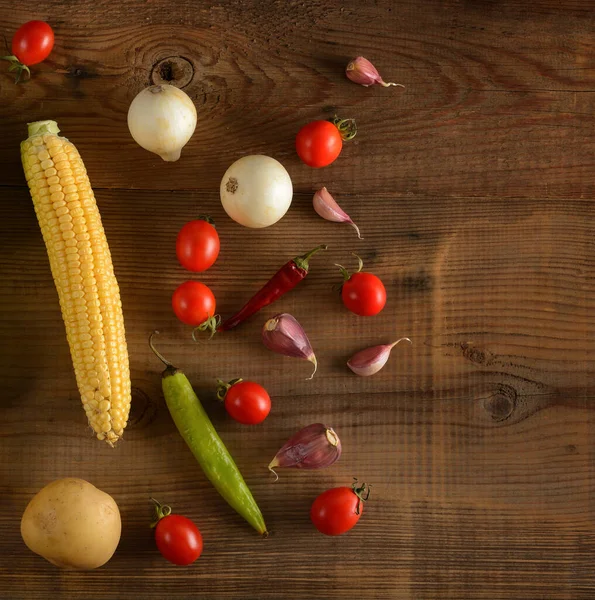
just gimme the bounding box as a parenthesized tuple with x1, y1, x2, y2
(329, 115, 357, 141)
(150, 498, 173, 528)
(1, 55, 31, 83)
(352, 478, 372, 515)
(334, 254, 364, 287)
(197, 214, 215, 226)
(192, 314, 221, 341)
(216, 378, 243, 401)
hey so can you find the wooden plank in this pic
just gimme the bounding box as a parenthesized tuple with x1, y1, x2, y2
(0, 0, 594, 196)
(0, 185, 593, 598)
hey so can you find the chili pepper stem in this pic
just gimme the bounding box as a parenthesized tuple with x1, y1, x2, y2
(216, 378, 243, 401)
(149, 497, 172, 528)
(149, 331, 175, 368)
(293, 244, 328, 271)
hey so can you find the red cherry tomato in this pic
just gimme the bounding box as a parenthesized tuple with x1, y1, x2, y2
(296, 120, 343, 168)
(176, 218, 220, 272)
(338, 255, 386, 316)
(11, 21, 54, 66)
(172, 281, 216, 326)
(219, 380, 271, 425)
(342, 272, 386, 316)
(152, 500, 203, 566)
(310, 481, 371, 536)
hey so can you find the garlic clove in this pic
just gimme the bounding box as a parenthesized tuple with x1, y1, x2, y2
(345, 56, 405, 89)
(313, 187, 362, 239)
(347, 337, 411, 376)
(268, 423, 342, 480)
(262, 313, 318, 379)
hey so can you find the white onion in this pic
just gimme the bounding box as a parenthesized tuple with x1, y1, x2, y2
(220, 155, 293, 228)
(127, 84, 197, 162)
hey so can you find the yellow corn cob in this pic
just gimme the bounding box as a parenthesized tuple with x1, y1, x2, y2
(21, 120, 131, 445)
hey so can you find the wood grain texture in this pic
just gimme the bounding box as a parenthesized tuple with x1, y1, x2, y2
(1, 0, 595, 197)
(1, 1, 594, 599)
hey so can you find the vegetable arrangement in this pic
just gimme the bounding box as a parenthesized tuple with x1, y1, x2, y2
(13, 24, 408, 565)
(218, 245, 327, 331)
(149, 332, 268, 536)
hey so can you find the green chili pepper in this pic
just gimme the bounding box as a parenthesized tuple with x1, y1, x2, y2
(149, 331, 268, 536)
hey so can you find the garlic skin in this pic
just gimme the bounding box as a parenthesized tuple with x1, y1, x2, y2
(262, 313, 318, 379)
(313, 187, 362, 239)
(346, 56, 405, 89)
(268, 423, 342, 480)
(127, 84, 197, 162)
(347, 337, 411, 376)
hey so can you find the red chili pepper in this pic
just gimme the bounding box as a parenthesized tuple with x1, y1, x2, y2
(218, 244, 327, 331)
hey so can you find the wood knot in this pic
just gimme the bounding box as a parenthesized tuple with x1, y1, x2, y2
(64, 65, 96, 79)
(461, 342, 495, 366)
(402, 269, 433, 292)
(127, 387, 159, 430)
(481, 383, 517, 422)
(151, 56, 194, 88)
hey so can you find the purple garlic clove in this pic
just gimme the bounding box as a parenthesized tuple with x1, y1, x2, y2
(262, 313, 318, 379)
(313, 187, 362, 239)
(346, 56, 405, 89)
(347, 337, 412, 376)
(269, 423, 342, 480)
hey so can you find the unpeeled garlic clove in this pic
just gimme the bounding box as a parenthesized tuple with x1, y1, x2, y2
(347, 337, 411, 376)
(262, 313, 318, 379)
(268, 423, 342, 480)
(345, 56, 405, 89)
(313, 187, 362, 239)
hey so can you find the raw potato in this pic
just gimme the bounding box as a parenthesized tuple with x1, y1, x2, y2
(21, 478, 121, 570)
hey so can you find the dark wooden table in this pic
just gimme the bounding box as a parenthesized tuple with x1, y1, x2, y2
(1, 1, 594, 599)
